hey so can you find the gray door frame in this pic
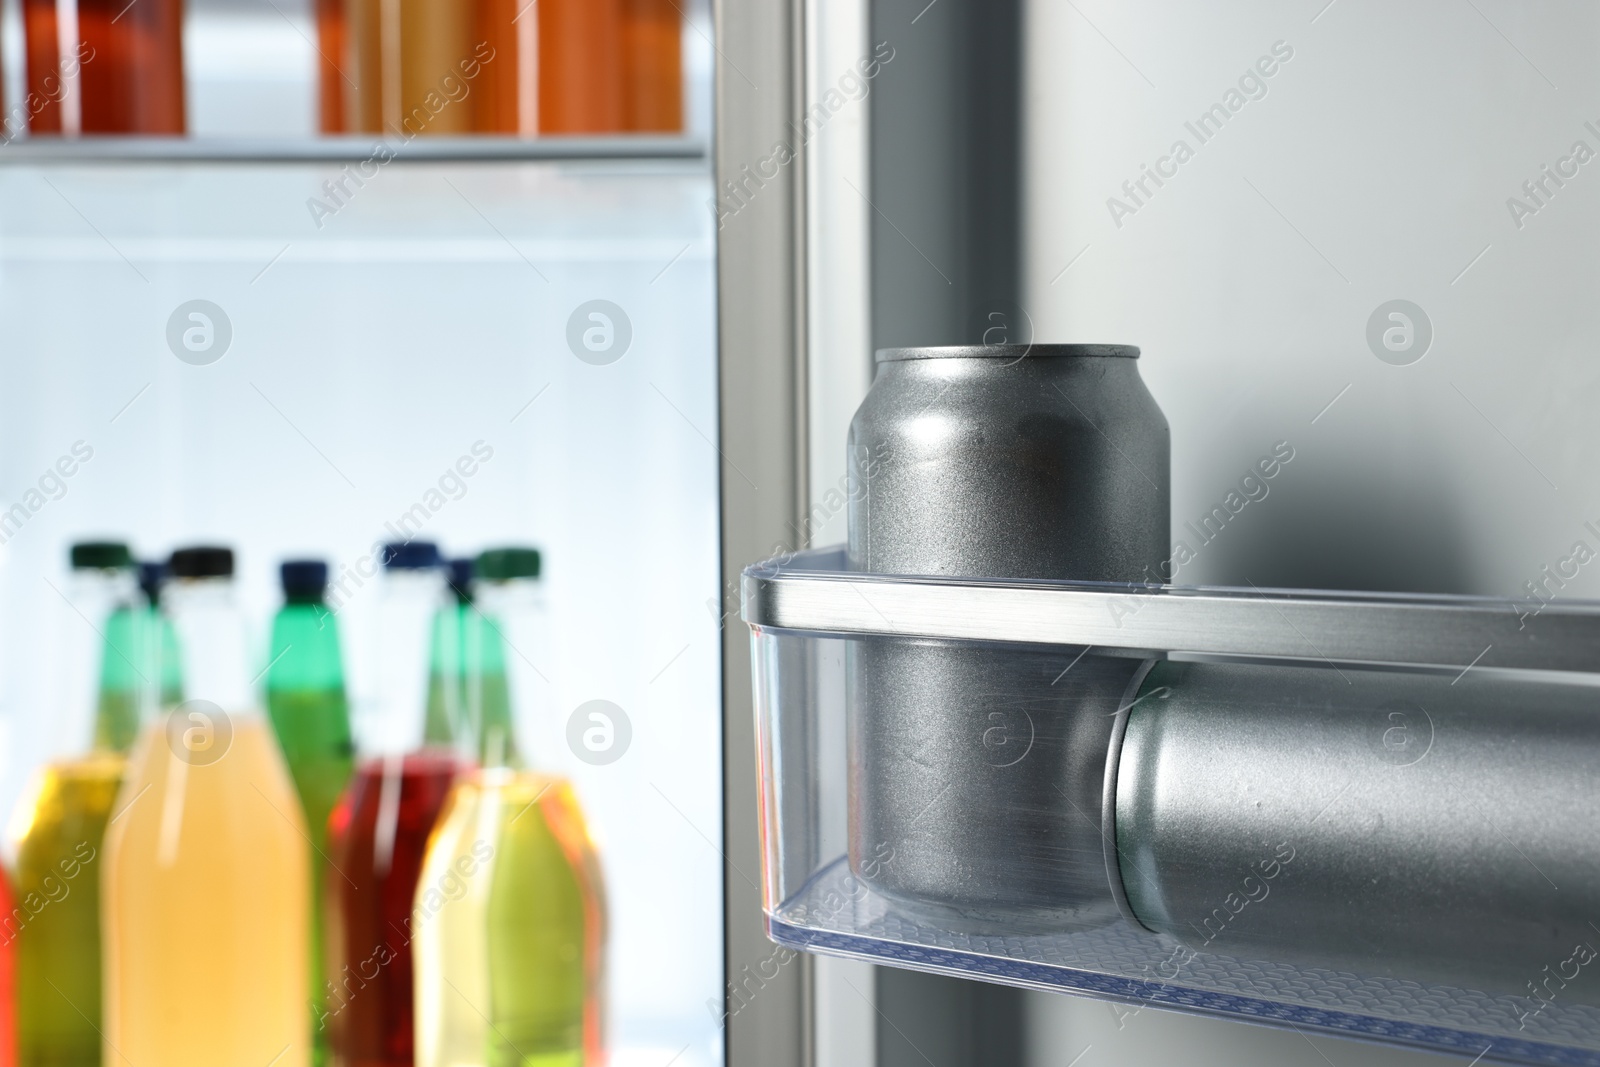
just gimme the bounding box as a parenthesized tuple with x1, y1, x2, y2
(714, 0, 812, 1065)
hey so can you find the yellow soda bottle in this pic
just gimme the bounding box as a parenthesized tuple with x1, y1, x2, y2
(417, 770, 604, 1067)
(9, 542, 179, 1067)
(102, 546, 310, 1067)
(414, 549, 607, 1067)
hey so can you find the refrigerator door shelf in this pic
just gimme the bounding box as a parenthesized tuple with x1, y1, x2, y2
(743, 548, 1600, 1066)
(743, 547, 1600, 675)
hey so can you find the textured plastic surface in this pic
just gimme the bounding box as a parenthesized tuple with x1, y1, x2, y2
(746, 553, 1600, 1066)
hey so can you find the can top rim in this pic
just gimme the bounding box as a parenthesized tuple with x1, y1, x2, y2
(875, 344, 1140, 363)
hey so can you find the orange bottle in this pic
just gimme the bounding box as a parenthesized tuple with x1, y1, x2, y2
(474, 0, 536, 136)
(476, 0, 625, 135)
(22, 0, 184, 135)
(343, 0, 385, 133)
(338, 0, 667, 137)
(537, 0, 623, 133)
(347, 0, 486, 135)
(317, 0, 348, 133)
(621, 0, 682, 132)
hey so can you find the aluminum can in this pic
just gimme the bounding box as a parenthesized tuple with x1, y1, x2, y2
(846, 343, 1169, 928)
(1115, 659, 1600, 1003)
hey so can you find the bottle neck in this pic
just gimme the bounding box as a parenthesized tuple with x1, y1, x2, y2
(95, 601, 180, 753)
(426, 600, 516, 767)
(475, 577, 548, 770)
(361, 568, 447, 756)
(62, 567, 138, 757)
(266, 600, 344, 693)
(165, 577, 255, 715)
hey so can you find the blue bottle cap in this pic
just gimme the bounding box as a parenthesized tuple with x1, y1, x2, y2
(380, 541, 442, 570)
(446, 558, 475, 603)
(138, 561, 167, 605)
(281, 559, 329, 602)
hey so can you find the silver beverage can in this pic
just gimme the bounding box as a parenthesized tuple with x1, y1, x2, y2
(846, 343, 1169, 928)
(1115, 659, 1600, 1003)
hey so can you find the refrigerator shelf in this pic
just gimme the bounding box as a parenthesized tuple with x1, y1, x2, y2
(744, 547, 1600, 675)
(743, 548, 1600, 1066)
(0, 135, 708, 166)
(770, 861, 1591, 1067)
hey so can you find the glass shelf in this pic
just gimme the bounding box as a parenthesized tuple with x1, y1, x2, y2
(0, 136, 708, 165)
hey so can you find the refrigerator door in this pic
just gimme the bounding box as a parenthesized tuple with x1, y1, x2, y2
(716, 1, 1600, 1064)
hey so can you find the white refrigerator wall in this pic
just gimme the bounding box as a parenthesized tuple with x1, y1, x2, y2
(0, 158, 725, 1067)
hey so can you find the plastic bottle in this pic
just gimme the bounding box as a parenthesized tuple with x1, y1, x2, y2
(415, 547, 607, 1067)
(425, 558, 513, 764)
(103, 546, 310, 1067)
(326, 541, 468, 1067)
(266, 560, 356, 1066)
(22, 0, 185, 134)
(9, 541, 155, 1067)
(621, 0, 682, 132)
(340, 0, 655, 136)
(316, 0, 349, 133)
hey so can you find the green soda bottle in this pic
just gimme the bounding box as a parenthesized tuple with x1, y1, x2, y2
(264, 559, 355, 1066)
(424, 558, 513, 764)
(10, 541, 174, 1067)
(414, 547, 608, 1067)
(94, 558, 182, 751)
(135, 560, 184, 712)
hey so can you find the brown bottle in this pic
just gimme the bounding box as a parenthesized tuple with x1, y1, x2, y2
(344, 0, 384, 132)
(473, 0, 534, 135)
(23, 0, 185, 135)
(621, 0, 681, 132)
(340, 0, 665, 138)
(316, 0, 348, 133)
(475, 0, 625, 135)
(347, 0, 486, 136)
(535, 0, 624, 133)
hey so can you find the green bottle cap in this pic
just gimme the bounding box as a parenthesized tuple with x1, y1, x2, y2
(70, 541, 133, 570)
(476, 547, 542, 581)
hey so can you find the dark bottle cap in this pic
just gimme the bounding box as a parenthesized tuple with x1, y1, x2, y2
(476, 547, 542, 581)
(280, 560, 329, 603)
(380, 541, 442, 570)
(138, 561, 167, 605)
(70, 541, 132, 570)
(169, 546, 235, 579)
(446, 558, 476, 603)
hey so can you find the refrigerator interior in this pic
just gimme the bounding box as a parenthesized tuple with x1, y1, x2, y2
(0, 1, 725, 1062)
